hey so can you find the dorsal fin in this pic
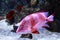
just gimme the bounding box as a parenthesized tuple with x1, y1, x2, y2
(40, 12, 48, 17)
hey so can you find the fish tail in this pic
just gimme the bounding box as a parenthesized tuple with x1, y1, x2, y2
(47, 14, 54, 22)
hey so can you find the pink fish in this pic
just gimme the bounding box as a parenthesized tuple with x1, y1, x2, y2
(16, 12, 54, 34)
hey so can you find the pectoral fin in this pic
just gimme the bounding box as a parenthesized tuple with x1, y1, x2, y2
(31, 28, 40, 34)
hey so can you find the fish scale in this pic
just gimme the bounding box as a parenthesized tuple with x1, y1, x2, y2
(16, 12, 54, 34)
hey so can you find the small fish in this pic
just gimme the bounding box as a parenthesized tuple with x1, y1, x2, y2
(6, 10, 15, 20)
(16, 12, 54, 34)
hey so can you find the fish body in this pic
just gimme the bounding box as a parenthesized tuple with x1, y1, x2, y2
(16, 12, 54, 34)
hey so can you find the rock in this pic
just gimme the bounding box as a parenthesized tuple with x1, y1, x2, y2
(0, 16, 4, 21)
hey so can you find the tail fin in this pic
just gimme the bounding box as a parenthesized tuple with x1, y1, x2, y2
(47, 14, 54, 22)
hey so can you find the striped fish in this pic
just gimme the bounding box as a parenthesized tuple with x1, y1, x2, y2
(16, 12, 54, 34)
